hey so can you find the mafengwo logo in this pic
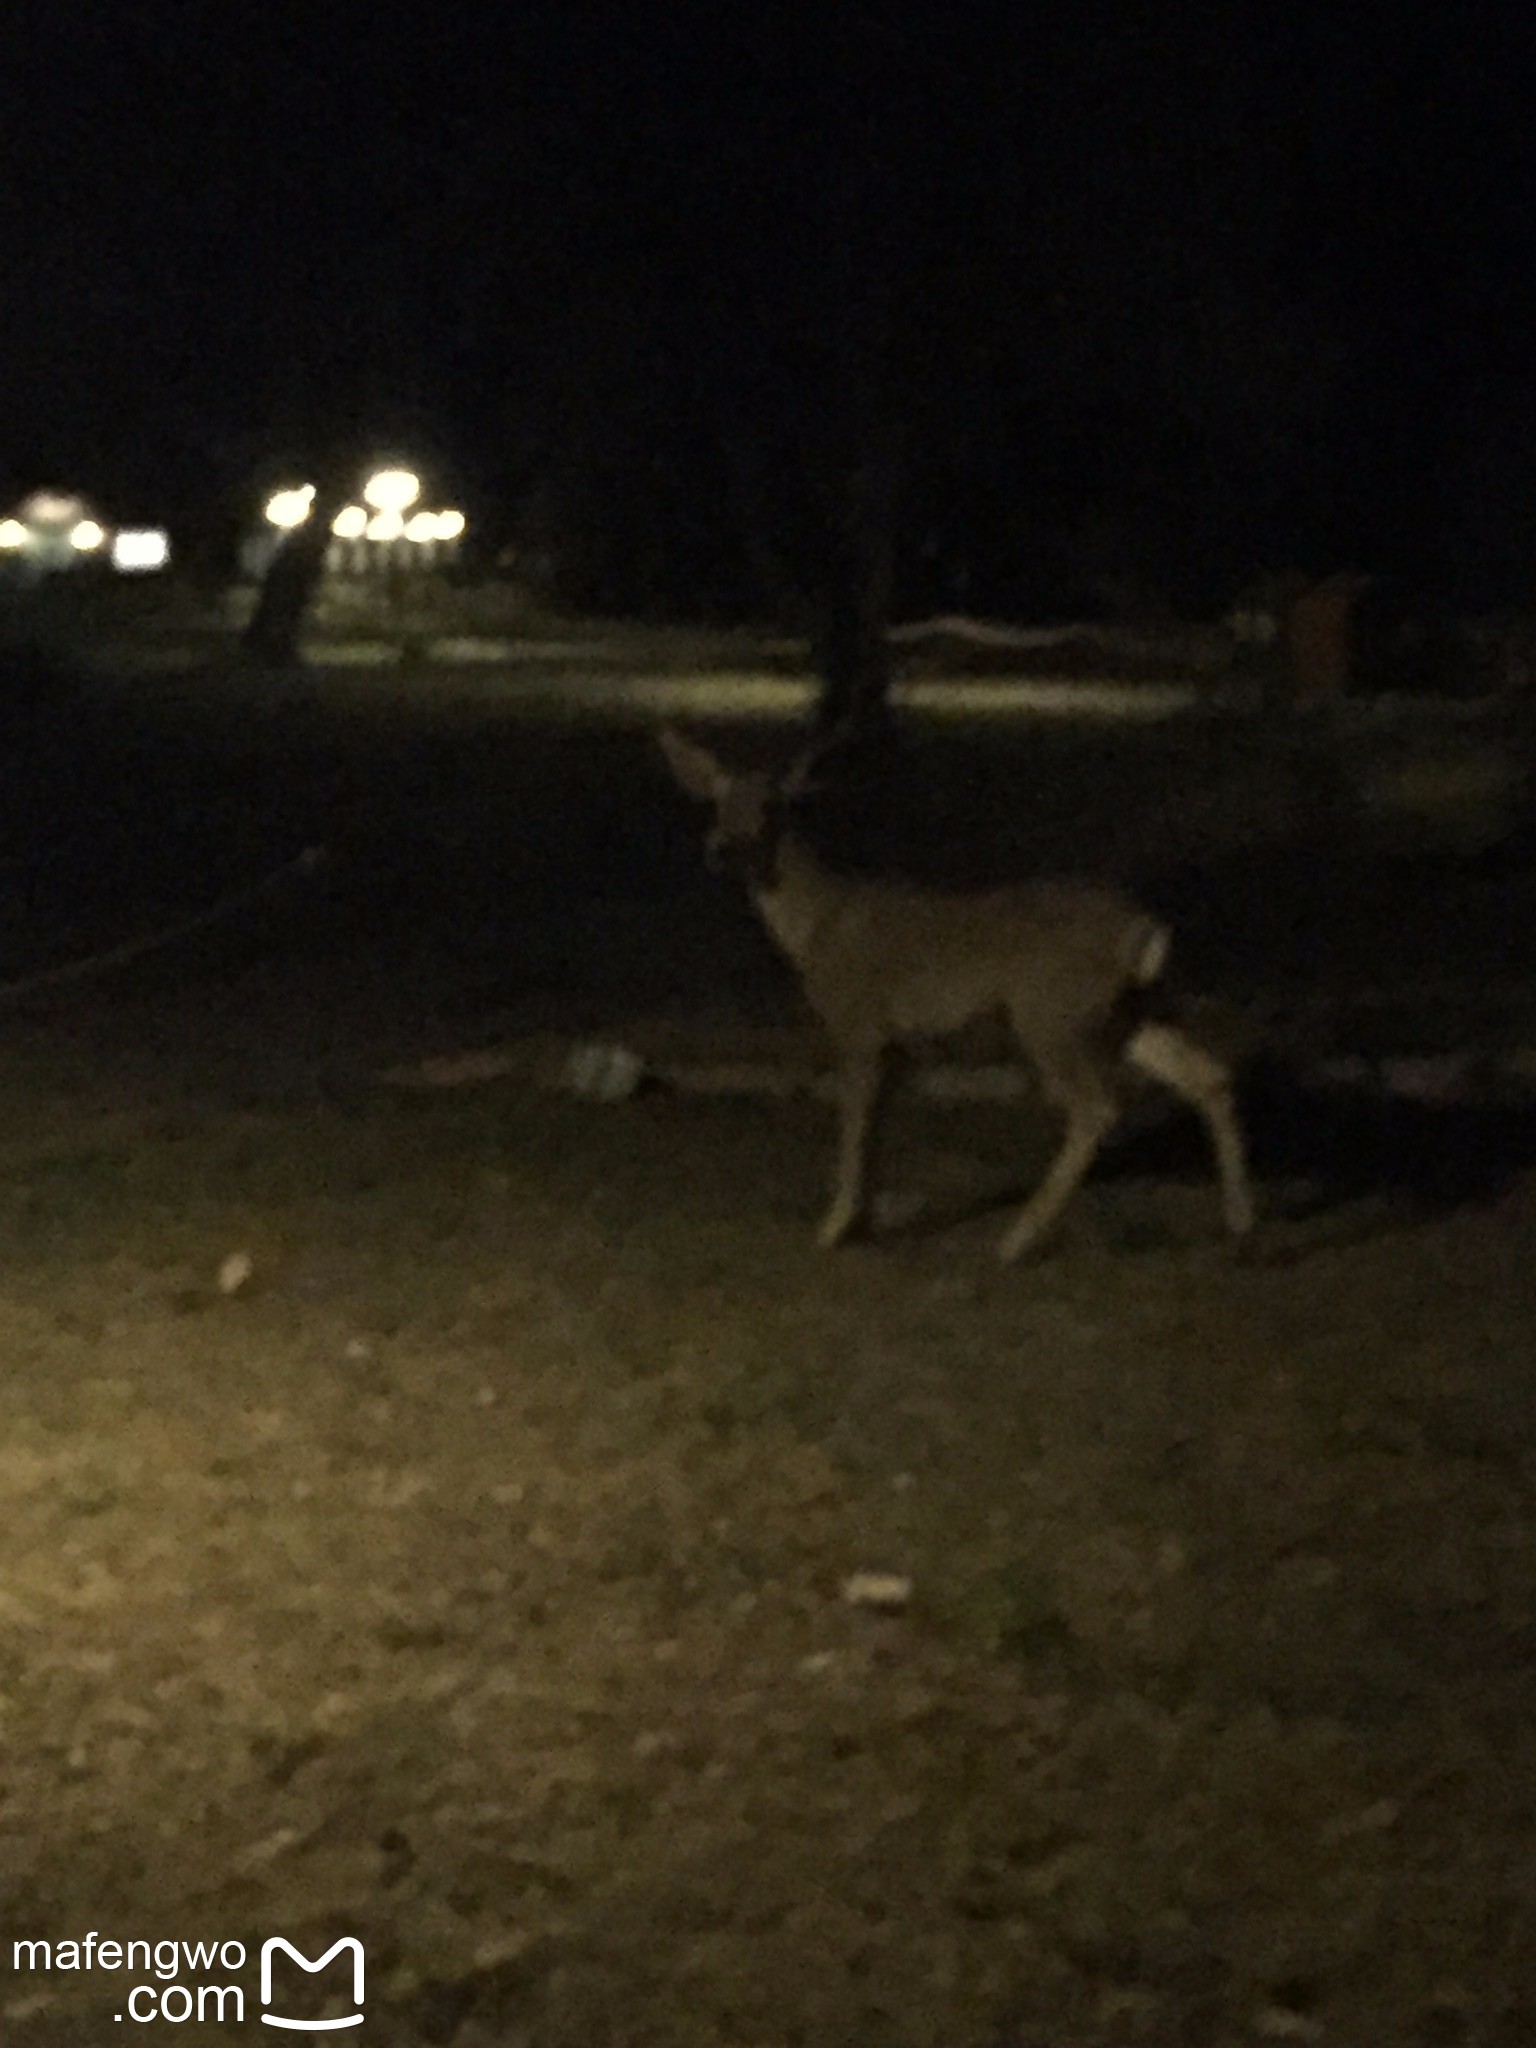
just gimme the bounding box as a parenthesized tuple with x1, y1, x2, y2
(10, 1930, 365, 2029)
(261, 1937, 366, 2030)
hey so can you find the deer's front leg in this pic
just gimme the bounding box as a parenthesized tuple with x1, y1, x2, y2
(818, 1050, 889, 1248)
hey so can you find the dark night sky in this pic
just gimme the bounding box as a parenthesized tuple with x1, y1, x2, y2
(5, 4, 1536, 601)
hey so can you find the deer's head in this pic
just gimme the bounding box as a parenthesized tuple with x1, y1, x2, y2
(660, 727, 837, 891)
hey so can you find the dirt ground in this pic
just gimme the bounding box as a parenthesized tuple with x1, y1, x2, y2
(2, 654, 1536, 2045)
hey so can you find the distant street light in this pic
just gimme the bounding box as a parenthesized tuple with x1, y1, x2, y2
(22, 491, 85, 525)
(250, 467, 464, 588)
(264, 486, 316, 529)
(362, 469, 420, 515)
(0, 492, 124, 575)
(112, 529, 171, 573)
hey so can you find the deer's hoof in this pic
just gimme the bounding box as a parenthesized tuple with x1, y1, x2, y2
(817, 1208, 864, 1250)
(997, 1222, 1046, 1265)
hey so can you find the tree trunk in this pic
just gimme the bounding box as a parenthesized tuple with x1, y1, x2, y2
(717, 429, 807, 627)
(1286, 572, 1372, 705)
(242, 486, 345, 665)
(808, 432, 900, 740)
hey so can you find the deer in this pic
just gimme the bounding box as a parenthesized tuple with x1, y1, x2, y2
(660, 725, 1256, 1261)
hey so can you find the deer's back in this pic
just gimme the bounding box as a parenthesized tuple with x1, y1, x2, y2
(797, 876, 1167, 1048)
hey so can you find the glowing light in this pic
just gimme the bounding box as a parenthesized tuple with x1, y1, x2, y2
(362, 469, 420, 514)
(403, 511, 440, 543)
(69, 520, 106, 551)
(264, 486, 315, 529)
(435, 509, 466, 541)
(21, 491, 86, 526)
(331, 505, 367, 539)
(0, 519, 26, 549)
(366, 509, 404, 541)
(112, 528, 171, 572)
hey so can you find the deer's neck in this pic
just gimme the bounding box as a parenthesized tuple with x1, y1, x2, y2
(750, 829, 845, 968)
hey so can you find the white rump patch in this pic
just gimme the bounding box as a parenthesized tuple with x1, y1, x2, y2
(1135, 922, 1171, 984)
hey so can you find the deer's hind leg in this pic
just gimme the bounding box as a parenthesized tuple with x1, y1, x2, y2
(1123, 1021, 1255, 1239)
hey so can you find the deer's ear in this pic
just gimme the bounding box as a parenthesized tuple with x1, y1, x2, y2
(659, 728, 729, 803)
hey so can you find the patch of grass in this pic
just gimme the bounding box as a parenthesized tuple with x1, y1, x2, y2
(960, 1561, 1079, 1663)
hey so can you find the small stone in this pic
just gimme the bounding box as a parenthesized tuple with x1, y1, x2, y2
(841, 1572, 913, 1612)
(217, 1251, 254, 1295)
(1253, 2009, 1323, 2040)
